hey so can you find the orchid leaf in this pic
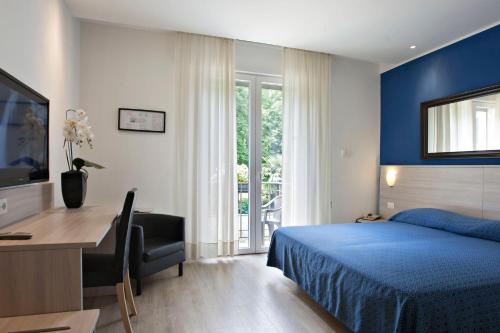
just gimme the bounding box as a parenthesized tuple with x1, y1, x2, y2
(72, 158, 105, 171)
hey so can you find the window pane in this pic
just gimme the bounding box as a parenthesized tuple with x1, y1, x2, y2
(236, 83, 250, 249)
(260, 85, 283, 248)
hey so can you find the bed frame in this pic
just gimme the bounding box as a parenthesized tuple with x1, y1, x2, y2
(380, 165, 500, 220)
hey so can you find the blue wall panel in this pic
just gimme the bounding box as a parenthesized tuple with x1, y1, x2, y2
(380, 24, 500, 165)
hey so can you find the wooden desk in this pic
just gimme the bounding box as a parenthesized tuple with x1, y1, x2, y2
(0, 206, 117, 317)
(0, 310, 99, 333)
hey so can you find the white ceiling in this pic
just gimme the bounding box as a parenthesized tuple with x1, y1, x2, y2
(64, 0, 500, 65)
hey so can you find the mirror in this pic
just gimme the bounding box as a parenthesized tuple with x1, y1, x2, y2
(421, 84, 500, 159)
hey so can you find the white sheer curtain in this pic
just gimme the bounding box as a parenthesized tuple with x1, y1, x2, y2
(450, 101, 474, 151)
(282, 48, 333, 227)
(487, 94, 500, 149)
(174, 32, 237, 259)
(428, 100, 475, 152)
(429, 101, 474, 152)
(429, 94, 500, 152)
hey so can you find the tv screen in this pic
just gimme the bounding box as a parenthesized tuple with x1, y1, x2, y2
(0, 68, 49, 188)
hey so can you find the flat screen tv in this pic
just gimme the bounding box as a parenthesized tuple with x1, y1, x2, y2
(0, 67, 49, 188)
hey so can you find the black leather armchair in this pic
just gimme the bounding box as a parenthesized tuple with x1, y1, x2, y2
(130, 213, 185, 295)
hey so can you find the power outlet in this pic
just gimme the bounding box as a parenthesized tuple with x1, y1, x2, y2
(0, 198, 7, 215)
(387, 201, 395, 210)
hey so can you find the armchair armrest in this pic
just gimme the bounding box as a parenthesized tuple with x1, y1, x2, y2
(130, 224, 144, 274)
(133, 213, 185, 241)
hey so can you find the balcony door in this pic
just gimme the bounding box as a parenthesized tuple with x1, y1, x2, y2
(236, 73, 283, 254)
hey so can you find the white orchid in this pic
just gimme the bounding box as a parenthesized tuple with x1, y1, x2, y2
(63, 109, 95, 170)
(23, 107, 46, 137)
(76, 109, 86, 117)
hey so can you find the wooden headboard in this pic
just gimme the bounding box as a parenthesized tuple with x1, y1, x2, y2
(379, 166, 500, 220)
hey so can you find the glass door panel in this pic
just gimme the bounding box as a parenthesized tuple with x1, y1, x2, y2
(257, 83, 283, 250)
(236, 80, 252, 252)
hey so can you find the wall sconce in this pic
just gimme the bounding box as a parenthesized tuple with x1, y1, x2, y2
(386, 169, 397, 187)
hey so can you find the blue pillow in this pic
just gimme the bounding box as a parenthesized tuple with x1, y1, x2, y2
(390, 208, 500, 243)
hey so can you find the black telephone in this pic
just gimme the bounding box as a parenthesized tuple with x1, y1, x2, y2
(355, 213, 382, 222)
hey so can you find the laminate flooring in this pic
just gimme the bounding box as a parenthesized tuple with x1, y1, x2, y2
(84, 254, 351, 333)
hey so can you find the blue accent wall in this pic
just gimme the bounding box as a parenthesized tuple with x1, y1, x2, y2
(380, 24, 500, 165)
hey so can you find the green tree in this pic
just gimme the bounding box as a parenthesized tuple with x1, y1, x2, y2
(236, 85, 283, 181)
(236, 85, 249, 166)
(260, 88, 283, 181)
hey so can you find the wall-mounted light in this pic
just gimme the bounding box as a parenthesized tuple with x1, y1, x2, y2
(386, 169, 397, 187)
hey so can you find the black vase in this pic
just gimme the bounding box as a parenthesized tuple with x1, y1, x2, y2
(61, 170, 88, 208)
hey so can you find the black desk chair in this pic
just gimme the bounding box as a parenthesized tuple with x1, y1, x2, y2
(130, 213, 185, 295)
(83, 189, 138, 333)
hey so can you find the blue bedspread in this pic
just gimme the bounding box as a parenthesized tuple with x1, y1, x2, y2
(267, 209, 500, 333)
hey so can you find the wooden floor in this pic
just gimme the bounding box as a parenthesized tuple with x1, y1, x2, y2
(84, 254, 351, 333)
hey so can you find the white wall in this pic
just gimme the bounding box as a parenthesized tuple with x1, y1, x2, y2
(235, 41, 282, 75)
(79, 26, 286, 212)
(0, 0, 80, 206)
(332, 56, 380, 222)
(80, 22, 176, 212)
(79, 22, 380, 220)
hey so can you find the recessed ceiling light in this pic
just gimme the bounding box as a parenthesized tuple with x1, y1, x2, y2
(410, 45, 417, 49)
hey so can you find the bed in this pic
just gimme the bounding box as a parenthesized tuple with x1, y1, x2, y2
(267, 208, 500, 333)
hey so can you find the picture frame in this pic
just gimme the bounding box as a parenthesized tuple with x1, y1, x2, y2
(118, 108, 166, 133)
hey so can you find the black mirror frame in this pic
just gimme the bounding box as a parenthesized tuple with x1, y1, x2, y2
(421, 82, 500, 160)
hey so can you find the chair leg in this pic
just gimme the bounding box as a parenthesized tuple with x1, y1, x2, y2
(116, 283, 133, 333)
(135, 278, 142, 296)
(124, 272, 138, 317)
(269, 223, 276, 236)
(178, 262, 183, 277)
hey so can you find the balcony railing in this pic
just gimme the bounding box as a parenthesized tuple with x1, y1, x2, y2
(237, 181, 282, 248)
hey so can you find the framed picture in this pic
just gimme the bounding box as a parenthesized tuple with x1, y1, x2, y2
(118, 108, 166, 133)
